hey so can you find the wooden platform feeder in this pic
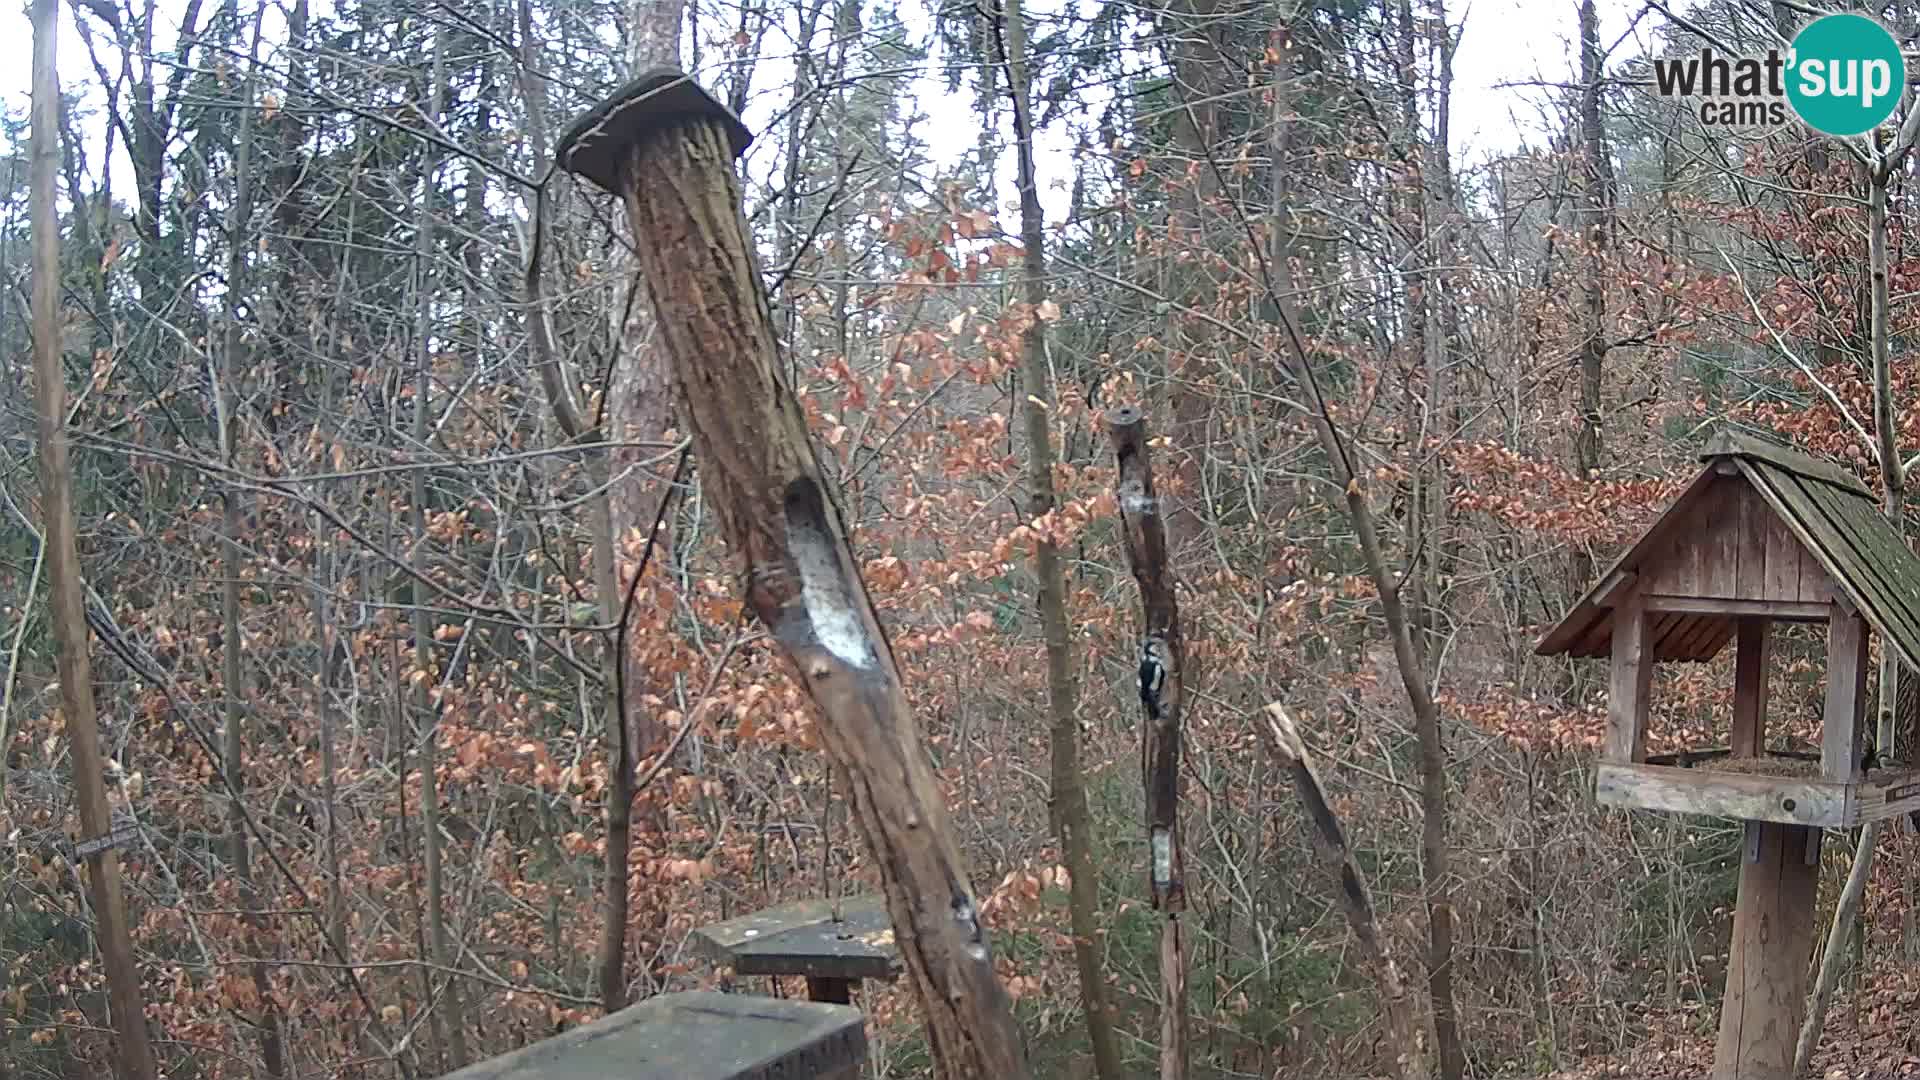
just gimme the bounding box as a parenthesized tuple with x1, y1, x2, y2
(1537, 432, 1920, 1080)
(693, 894, 902, 1005)
(437, 991, 866, 1080)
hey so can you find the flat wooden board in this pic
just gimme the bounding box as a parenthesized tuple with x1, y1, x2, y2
(437, 991, 866, 1080)
(1856, 769, 1920, 824)
(694, 895, 901, 982)
(1595, 762, 1854, 827)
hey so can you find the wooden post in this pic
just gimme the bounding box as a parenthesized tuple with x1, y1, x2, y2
(1731, 617, 1770, 758)
(1823, 605, 1868, 781)
(554, 71, 1030, 1080)
(1606, 600, 1653, 763)
(1106, 408, 1188, 1078)
(1713, 821, 1818, 1080)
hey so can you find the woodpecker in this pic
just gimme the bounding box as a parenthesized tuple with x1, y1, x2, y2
(1139, 636, 1168, 721)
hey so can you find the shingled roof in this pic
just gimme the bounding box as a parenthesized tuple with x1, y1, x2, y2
(1535, 431, 1920, 673)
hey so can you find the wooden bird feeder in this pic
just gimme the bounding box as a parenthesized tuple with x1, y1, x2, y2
(693, 895, 902, 1005)
(437, 991, 866, 1080)
(1538, 431, 1920, 1080)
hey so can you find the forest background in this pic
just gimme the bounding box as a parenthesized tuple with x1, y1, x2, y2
(3, 0, 1920, 1077)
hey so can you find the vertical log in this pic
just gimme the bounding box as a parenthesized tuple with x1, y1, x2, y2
(555, 72, 1031, 1080)
(1716, 822, 1818, 1080)
(1107, 408, 1187, 1078)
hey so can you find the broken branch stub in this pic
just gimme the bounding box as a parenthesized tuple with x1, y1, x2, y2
(1260, 704, 1428, 1079)
(556, 71, 1031, 1080)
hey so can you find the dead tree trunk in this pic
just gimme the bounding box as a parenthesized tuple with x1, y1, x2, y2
(555, 72, 1032, 1080)
(1262, 705, 1428, 1079)
(29, 1, 158, 1074)
(1107, 408, 1188, 1079)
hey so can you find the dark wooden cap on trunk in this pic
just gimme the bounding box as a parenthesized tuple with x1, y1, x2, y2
(555, 69, 752, 194)
(435, 991, 866, 1080)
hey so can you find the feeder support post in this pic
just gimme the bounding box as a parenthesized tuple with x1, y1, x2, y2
(553, 71, 1031, 1080)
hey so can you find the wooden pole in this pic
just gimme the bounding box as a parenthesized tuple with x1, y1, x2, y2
(1714, 821, 1818, 1080)
(554, 71, 1031, 1080)
(29, 0, 158, 1075)
(1106, 408, 1187, 1078)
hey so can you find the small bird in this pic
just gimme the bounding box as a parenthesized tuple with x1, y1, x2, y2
(1138, 637, 1168, 721)
(1862, 741, 1881, 773)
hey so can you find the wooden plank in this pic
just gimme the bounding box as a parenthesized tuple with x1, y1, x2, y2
(1607, 602, 1654, 763)
(1704, 479, 1742, 598)
(1592, 569, 1638, 608)
(1641, 596, 1829, 620)
(1731, 618, 1771, 757)
(1703, 430, 1873, 497)
(693, 895, 900, 983)
(1712, 822, 1819, 1080)
(1734, 481, 1770, 598)
(1763, 508, 1805, 602)
(440, 991, 868, 1080)
(1692, 621, 1738, 662)
(1823, 606, 1868, 782)
(1594, 762, 1849, 827)
(1857, 771, 1920, 823)
(1672, 613, 1727, 660)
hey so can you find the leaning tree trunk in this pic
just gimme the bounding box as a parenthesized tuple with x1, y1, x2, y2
(1262, 705, 1428, 1079)
(554, 73, 1032, 1080)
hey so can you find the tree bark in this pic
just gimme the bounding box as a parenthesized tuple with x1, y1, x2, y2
(568, 85, 1033, 1079)
(1107, 408, 1188, 1080)
(998, 1, 1122, 1076)
(30, 1, 158, 1074)
(1572, 0, 1615, 590)
(408, 28, 470, 1070)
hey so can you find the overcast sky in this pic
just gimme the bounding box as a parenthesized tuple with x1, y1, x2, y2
(0, 0, 1649, 223)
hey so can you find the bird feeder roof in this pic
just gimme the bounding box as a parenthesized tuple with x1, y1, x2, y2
(1536, 431, 1920, 673)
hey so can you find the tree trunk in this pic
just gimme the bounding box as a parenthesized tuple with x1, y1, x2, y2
(558, 79, 1033, 1079)
(217, 15, 284, 1072)
(29, 1, 158, 1073)
(409, 28, 470, 1070)
(999, 2, 1122, 1076)
(1572, 0, 1614, 590)
(1261, 185, 1464, 1080)
(1797, 160, 1903, 1076)
(1107, 409, 1189, 1080)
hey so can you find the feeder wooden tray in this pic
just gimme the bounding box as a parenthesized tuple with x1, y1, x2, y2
(437, 990, 866, 1080)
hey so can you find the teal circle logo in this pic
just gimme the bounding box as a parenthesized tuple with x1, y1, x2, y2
(1787, 14, 1906, 137)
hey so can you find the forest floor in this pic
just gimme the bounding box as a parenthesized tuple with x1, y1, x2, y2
(1545, 966, 1920, 1079)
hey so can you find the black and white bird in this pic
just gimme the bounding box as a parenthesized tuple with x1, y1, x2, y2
(1139, 637, 1168, 721)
